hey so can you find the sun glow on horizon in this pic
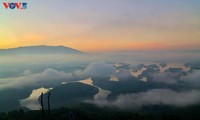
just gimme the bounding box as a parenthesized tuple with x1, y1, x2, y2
(0, 0, 200, 52)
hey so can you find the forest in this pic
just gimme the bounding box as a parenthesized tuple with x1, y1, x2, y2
(1, 103, 200, 120)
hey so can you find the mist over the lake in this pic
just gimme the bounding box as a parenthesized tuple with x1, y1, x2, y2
(0, 46, 200, 112)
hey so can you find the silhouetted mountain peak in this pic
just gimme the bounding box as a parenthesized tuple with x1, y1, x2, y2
(0, 45, 85, 55)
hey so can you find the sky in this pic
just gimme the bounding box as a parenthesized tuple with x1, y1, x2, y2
(0, 0, 200, 52)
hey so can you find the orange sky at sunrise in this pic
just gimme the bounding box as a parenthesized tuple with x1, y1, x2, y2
(1, 0, 200, 52)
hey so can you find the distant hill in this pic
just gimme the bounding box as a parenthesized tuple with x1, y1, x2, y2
(42, 82, 99, 109)
(0, 45, 85, 55)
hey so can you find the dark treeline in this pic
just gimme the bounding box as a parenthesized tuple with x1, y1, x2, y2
(0, 103, 200, 120)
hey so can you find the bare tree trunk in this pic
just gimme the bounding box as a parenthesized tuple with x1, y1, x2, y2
(48, 93, 51, 120)
(40, 93, 45, 120)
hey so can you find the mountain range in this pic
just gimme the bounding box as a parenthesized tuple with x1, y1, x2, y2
(0, 45, 84, 55)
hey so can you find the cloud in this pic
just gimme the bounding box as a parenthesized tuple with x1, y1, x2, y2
(181, 70, 200, 85)
(74, 61, 115, 78)
(86, 69, 200, 109)
(87, 89, 200, 109)
(21, 69, 32, 76)
(151, 72, 179, 84)
(150, 69, 200, 86)
(0, 68, 73, 90)
(116, 69, 133, 80)
(0, 61, 115, 90)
